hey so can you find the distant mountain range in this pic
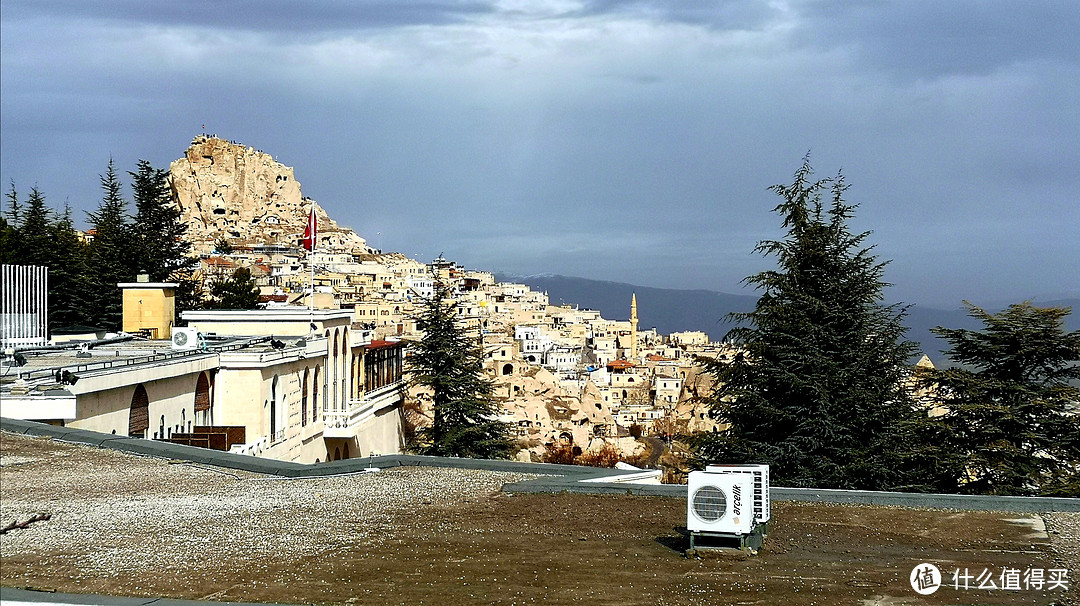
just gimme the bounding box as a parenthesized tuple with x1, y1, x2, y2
(498, 274, 1080, 365)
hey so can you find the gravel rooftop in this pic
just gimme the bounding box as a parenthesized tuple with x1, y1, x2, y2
(1, 431, 1077, 605)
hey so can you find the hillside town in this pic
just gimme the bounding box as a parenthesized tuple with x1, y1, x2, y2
(1, 136, 727, 466)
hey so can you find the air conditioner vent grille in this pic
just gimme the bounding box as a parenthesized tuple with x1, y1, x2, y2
(691, 485, 727, 522)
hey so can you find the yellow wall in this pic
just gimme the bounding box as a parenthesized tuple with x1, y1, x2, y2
(121, 286, 176, 338)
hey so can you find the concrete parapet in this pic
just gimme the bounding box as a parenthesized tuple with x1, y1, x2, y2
(3, 417, 1078, 512)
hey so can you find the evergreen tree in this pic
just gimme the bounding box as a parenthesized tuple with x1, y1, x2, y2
(15, 187, 53, 267)
(697, 157, 918, 490)
(47, 203, 91, 330)
(213, 237, 234, 255)
(130, 159, 191, 282)
(85, 160, 138, 329)
(207, 267, 261, 310)
(2, 185, 92, 330)
(130, 159, 199, 321)
(3, 182, 24, 264)
(407, 279, 512, 459)
(910, 303, 1080, 496)
(0, 214, 14, 266)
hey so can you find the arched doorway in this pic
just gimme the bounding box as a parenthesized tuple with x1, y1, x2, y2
(128, 385, 149, 438)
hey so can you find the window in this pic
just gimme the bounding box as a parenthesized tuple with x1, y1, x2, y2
(301, 368, 310, 427)
(312, 366, 321, 422)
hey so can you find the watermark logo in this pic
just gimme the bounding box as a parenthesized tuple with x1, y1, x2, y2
(910, 564, 1071, 595)
(910, 563, 941, 595)
(951, 567, 1070, 591)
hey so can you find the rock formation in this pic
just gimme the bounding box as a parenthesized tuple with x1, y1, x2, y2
(170, 135, 370, 255)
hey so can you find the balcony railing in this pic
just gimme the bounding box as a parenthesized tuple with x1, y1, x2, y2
(322, 379, 404, 438)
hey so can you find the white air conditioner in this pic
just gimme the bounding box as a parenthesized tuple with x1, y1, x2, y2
(705, 464, 771, 525)
(171, 328, 201, 350)
(687, 471, 754, 535)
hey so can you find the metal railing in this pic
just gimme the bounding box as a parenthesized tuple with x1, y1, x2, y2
(16, 336, 272, 381)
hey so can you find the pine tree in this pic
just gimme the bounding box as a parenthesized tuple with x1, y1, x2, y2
(407, 279, 512, 459)
(130, 160, 191, 282)
(0, 214, 14, 267)
(3, 182, 25, 264)
(130, 159, 200, 321)
(3, 186, 92, 331)
(207, 267, 261, 310)
(15, 187, 53, 267)
(85, 160, 137, 329)
(697, 157, 918, 490)
(46, 203, 91, 330)
(911, 303, 1080, 495)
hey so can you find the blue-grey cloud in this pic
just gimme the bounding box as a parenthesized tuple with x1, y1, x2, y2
(2, 0, 495, 33)
(2, 0, 1078, 309)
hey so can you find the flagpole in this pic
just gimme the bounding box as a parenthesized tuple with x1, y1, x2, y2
(309, 202, 316, 314)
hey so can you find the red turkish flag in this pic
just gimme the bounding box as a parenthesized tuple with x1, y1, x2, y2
(302, 206, 317, 251)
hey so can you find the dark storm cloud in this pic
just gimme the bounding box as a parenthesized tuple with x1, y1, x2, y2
(1, 0, 1078, 307)
(2, 0, 495, 33)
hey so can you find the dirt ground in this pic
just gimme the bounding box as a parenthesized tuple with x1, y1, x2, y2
(1, 431, 1075, 606)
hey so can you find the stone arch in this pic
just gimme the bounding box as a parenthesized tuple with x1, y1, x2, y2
(502, 363, 513, 376)
(128, 384, 149, 438)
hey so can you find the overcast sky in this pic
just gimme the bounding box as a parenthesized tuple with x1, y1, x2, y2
(2, 1, 1077, 308)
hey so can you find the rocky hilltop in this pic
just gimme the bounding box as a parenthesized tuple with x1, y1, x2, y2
(170, 135, 370, 255)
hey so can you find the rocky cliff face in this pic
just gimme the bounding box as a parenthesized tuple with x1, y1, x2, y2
(170, 135, 369, 255)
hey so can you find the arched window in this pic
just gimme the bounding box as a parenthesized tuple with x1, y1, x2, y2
(301, 368, 309, 427)
(340, 328, 349, 408)
(502, 363, 513, 376)
(128, 385, 149, 438)
(270, 375, 279, 439)
(331, 329, 339, 411)
(312, 365, 321, 422)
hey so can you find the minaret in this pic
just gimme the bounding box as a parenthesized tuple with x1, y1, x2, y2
(630, 292, 639, 359)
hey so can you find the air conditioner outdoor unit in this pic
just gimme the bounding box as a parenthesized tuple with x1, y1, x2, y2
(687, 469, 756, 536)
(687, 464, 771, 553)
(705, 464, 771, 526)
(171, 328, 201, 350)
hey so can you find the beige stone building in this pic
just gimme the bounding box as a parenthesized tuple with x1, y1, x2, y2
(4, 307, 406, 464)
